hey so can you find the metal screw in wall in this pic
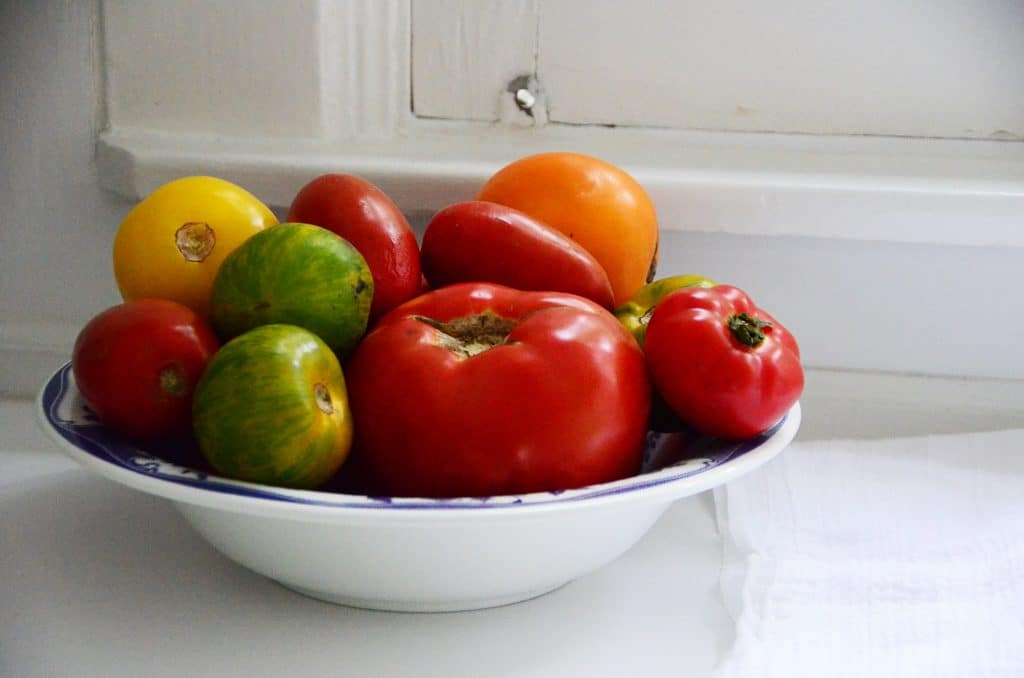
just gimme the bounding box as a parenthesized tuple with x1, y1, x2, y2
(504, 75, 546, 125)
(505, 75, 544, 120)
(514, 87, 536, 113)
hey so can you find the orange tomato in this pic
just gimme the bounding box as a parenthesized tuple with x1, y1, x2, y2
(113, 176, 277, 319)
(477, 152, 659, 305)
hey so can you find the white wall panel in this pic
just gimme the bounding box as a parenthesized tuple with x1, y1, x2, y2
(0, 0, 130, 396)
(104, 0, 323, 137)
(322, 0, 411, 138)
(537, 0, 1024, 139)
(412, 0, 538, 121)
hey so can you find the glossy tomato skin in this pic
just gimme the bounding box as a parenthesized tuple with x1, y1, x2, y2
(477, 152, 659, 306)
(113, 176, 277, 320)
(344, 283, 651, 498)
(644, 285, 804, 440)
(192, 324, 353, 490)
(287, 174, 421, 320)
(421, 201, 615, 308)
(210, 223, 374, 357)
(71, 299, 220, 440)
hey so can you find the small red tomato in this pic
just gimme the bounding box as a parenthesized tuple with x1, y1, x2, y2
(287, 174, 421, 320)
(343, 282, 651, 498)
(421, 201, 616, 308)
(72, 299, 220, 439)
(644, 285, 803, 439)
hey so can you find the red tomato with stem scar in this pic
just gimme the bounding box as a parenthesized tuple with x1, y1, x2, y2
(644, 285, 803, 439)
(72, 299, 220, 440)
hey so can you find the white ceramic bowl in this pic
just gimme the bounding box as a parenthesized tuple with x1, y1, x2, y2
(38, 363, 800, 612)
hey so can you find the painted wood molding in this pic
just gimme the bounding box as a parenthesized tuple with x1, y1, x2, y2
(98, 125, 1024, 248)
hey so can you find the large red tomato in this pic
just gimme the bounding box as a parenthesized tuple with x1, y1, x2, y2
(287, 174, 421, 320)
(72, 299, 220, 439)
(343, 283, 651, 498)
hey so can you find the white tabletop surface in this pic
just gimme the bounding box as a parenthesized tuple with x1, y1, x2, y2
(5, 367, 1024, 677)
(1, 398, 731, 678)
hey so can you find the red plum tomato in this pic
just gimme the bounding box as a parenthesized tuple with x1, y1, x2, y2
(421, 201, 615, 308)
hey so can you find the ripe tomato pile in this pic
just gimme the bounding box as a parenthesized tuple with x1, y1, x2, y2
(72, 152, 804, 497)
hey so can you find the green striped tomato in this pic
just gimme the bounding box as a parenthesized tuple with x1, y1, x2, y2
(192, 324, 353, 489)
(209, 223, 373, 356)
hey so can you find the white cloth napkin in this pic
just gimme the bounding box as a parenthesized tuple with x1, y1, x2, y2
(713, 429, 1024, 678)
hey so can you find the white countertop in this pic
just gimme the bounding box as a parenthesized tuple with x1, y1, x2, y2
(4, 368, 1023, 677)
(2, 397, 730, 678)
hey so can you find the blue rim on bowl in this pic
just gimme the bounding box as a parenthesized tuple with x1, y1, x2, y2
(37, 362, 800, 518)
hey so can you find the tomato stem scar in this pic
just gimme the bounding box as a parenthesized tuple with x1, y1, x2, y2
(314, 383, 334, 414)
(158, 365, 186, 397)
(175, 222, 216, 262)
(415, 313, 517, 358)
(727, 313, 772, 348)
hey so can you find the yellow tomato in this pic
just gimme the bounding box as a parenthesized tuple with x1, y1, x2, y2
(113, 176, 277, 319)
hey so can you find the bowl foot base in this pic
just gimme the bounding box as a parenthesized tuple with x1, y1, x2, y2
(278, 580, 569, 612)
